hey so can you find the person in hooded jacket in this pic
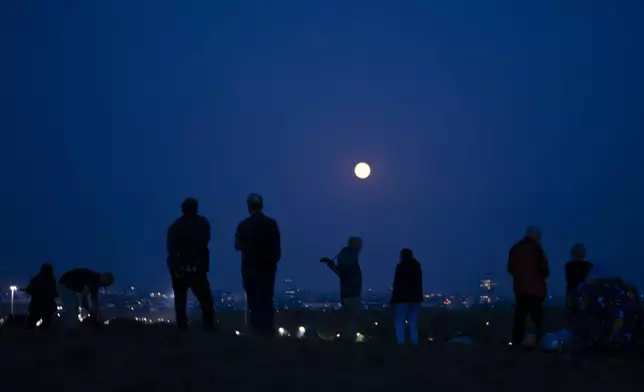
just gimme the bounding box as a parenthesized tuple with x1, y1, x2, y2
(25, 263, 58, 329)
(390, 249, 423, 345)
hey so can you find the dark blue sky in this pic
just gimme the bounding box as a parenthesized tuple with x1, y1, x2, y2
(2, 1, 643, 295)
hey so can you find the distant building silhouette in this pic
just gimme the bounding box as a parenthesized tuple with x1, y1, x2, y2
(479, 274, 497, 305)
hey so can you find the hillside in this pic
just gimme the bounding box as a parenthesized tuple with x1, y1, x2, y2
(2, 322, 644, 392)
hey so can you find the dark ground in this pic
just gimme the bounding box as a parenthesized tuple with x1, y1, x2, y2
(1, 309, 643, 391)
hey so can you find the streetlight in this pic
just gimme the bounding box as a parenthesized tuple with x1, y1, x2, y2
(9, 286, 18, 316)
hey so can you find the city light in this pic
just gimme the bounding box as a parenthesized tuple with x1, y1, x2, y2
(9, 285, 18, 315)
(373, 322, 378, 326)
(278, 327, 287, 336)
(298, 326, 306, 334)
(235, 330, 241, 336)
(485, 321, 490, 326)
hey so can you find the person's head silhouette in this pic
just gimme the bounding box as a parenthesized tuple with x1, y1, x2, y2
(247, 193, 263, 214)
(181, 198, 199, 216)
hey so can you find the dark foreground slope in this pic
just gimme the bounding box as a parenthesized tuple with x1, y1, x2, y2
(2, 323, 644, 392)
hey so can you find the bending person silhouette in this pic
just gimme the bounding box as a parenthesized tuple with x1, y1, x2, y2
(59, 268, 114, 328)
(25, 263, 58, 330)
(167, 198, 216, 331)
(235, 193, 281, 337)
(321, 237, 363, 342)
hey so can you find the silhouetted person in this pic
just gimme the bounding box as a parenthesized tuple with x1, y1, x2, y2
(25, 263, 58, 329)
(508, 226, 549, 347)
(390, 248, 423, 345)
(59, 268, 115, 328)
(167, 197, 216, 331)
(235, 193, 281, 337)
(565, 243, 593, 346)
(565, 243, 593, 295)
(321, 236, 363, 342)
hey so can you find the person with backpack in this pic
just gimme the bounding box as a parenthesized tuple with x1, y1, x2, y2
(390, 248, 423, 345)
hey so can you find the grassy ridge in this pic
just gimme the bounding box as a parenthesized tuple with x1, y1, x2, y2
(2, 308, 643, 392)
(207, 307, 569, 343)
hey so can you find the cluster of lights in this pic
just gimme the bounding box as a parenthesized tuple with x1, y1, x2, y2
(228, 326, 368, 342)
(133, 317, 171, 324)
(149, 292, 170, 299)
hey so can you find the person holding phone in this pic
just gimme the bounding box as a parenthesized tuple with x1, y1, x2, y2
(321, 236, 363, 342)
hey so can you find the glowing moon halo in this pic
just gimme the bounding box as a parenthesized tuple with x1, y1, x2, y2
(354, 162, 371, 179)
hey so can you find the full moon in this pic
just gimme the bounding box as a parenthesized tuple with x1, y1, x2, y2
(354, 162, 371, 179)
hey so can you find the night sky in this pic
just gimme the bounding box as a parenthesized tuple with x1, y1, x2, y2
(2, 1, 643, 295)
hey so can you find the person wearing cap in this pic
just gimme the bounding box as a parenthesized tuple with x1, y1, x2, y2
(235, 193, 281, 337)
(507, 226, 549, 347)
(167, 197, 216, 331)
(320, 236, 363, 342)
(59, 268, 115, 328)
